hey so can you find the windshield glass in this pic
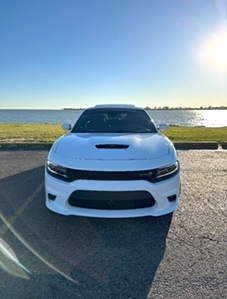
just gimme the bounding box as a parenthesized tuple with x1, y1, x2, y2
(71, 109, 157, 133)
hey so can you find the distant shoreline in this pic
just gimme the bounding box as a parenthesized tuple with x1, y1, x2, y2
(1, 107, 227, 111)
(62, 107, 227, 111)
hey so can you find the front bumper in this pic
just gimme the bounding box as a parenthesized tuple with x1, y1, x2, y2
(44, 170, 180, 218)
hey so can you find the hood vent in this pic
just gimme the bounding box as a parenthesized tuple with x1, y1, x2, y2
(95, 144, 129, 149)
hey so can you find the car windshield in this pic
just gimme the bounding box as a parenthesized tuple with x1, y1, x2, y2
(71, 108, 158, 133)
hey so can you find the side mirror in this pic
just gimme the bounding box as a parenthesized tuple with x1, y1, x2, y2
(62, 123, 71, 130)
(158, 123, 169, 130)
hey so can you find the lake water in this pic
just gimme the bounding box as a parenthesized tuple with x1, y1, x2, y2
(0, 109, 226, 127)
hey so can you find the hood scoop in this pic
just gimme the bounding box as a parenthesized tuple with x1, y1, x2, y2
(95, 144, 129, 149)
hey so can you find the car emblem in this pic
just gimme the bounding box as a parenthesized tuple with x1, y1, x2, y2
(139, 171, 153, 177)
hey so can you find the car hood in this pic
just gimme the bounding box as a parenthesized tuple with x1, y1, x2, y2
(54, 133, 170, 160)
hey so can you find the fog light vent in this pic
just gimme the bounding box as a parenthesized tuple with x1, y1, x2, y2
(167, 194, 176, 202)
(48, 193, 57, 201)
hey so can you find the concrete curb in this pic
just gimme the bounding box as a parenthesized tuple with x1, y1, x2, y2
(0, 142, 226, 150)
(0, 143, 53, 150)
(173, 142, 219, 150)
(221, 142, 227, 149)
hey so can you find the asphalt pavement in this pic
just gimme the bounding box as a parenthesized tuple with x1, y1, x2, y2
(0, 149, 226, 299)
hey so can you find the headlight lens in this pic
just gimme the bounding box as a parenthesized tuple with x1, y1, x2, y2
(156, 161, 179, 178)
(46, 160, 68, 178)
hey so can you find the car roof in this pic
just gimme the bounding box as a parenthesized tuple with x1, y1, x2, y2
(86, 104, 144, 110)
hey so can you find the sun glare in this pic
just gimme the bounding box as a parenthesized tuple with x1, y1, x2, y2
(200, 30, 227, 71)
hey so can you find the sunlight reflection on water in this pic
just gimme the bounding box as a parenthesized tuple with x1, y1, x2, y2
(148, 110, 227, 127)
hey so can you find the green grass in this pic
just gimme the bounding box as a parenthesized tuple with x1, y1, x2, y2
(164, 125, 227, 142)
(0, 123, 65, 142)
(0, 123, 227, 143)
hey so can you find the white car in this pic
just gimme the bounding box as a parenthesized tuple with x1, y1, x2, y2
(45, 104, 180, 218)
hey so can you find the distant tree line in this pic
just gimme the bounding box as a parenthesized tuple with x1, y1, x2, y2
(62, 106, 227, 110)
(144, 106, 227, 110)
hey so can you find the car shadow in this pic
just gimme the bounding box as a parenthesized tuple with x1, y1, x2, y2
(0, 166, 173, 299)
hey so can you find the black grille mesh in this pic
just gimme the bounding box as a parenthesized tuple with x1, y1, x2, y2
(66, 168, 156, 182)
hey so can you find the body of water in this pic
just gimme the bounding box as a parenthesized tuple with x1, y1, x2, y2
(0, 109, 226, 127)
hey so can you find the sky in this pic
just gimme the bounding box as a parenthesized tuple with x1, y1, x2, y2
(0, 0, 227, 109)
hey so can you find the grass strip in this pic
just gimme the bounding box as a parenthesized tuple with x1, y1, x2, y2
(0, 123, 227, 143)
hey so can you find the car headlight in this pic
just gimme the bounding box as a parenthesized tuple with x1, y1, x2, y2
(46, 160, 68, 179)
(156, 161, 179, 179)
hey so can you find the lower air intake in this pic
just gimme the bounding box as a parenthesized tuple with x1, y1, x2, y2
(68, 190, 155, 210)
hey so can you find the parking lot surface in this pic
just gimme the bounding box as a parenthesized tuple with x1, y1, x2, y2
(0, 149, 226, 299)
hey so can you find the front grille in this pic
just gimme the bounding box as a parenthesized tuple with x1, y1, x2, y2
(47, 163, 179, 183)
(65, 168, 157, 182)
(68, 190, 155, 210)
